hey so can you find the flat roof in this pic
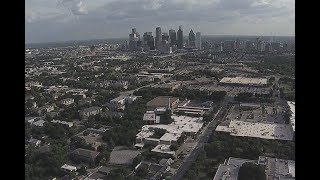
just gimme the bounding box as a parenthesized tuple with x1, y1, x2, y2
(160, 133, 181, 142)
(287, 101, 295, 131)
(151, 144, 175, 155)
(220, 77, 267, 85)
(109, 149, 141, 165)
(61, 164, 77, 171)
(216, 120, 294, 141)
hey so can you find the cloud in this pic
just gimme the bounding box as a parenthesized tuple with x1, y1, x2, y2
(58, 0, 88, 15)
(26, 0, 295, 43)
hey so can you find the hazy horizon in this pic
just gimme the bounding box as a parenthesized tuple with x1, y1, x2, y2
(26, 0, 295, 44)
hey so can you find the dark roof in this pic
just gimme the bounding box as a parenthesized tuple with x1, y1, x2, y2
(87, 172, 107, 179)
(71, 148, 100, 159)
(82, 107, 102, 113)
(146, 96, 179, 108)
(98, 166, 113, 175)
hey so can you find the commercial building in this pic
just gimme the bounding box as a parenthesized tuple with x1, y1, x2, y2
(177, 26, 183, 49)
(219, 77, 268, 87)
(223, 40, 236, 51)
(143, 32, 155, 50)
(213, 157, 295, 180)
(188, 29, 196, 48)
(129, 28, 141, 51)
(195, 32, 201, 50)
(155, 27, 162, 50)
(169, 29, 177, 46)
(146, 96, 179, 110)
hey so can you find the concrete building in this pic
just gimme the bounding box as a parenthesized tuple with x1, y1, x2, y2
(188, 29, 196, 48)
(219, 77, 268, 87)
(177, 26, 183, 49)
(195, 32, 201, 50)
(51, 120, 74, 127)
(143, 111, 161, 124)
(80, 107, 102, 118)
(214, 156, 295, 180)
(146, 96, 179, 110)
(155, 27, 162, 50)
(169, 29, 177, 46)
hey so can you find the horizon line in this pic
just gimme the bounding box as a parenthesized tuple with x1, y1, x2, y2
(26, 34, 295, 45)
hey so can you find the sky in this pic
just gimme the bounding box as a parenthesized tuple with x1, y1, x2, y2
(25, 0, 295, 43)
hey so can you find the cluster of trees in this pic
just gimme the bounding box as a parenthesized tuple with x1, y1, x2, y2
(279, 77, 295, 101)
(238, 162, 266, 180)
(246, 55, 295, 76)
(205, 132, 295, 160)
(100, 98, 147, 147)
(25, 144, 68, 180)
(235, 92, 273, 103)
(183, 152, 217, 180)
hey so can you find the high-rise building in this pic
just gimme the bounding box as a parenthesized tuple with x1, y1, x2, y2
(169, 29, 177, 46)
(188, 29, 195, 48)
(177, 26, 183, 49)
(129, 28, 140, 51)
(162, 33, 169, 41)
(223, 40, 236, 51)
(195, 32, 201, 50)
(143, 32, 155, 50)
(155, 27, 162, 49)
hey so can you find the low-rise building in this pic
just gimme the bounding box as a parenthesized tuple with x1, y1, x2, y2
(61, 98, 74, 106)
(143, 111, 161, 124)
(70, 148, 100, 164)
(51, 120, 74, 127)
(80, 107, 102, 118)
(61, 164, 77, 173)
(146, 96, 179, 111)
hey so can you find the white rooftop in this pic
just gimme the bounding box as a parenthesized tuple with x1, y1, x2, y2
(216, 120, 294, 141)
(61, 164, 77, 171)
(151, 144, 175, 155)
(220, 77, 267, 86)
(287, 101, 295, 131)
(288, 160, 295, 177)
(160, 133, 181, 142)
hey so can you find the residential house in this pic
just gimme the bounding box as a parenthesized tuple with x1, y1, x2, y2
(61, 98, 74, 106)
(80, 107, 102, 118)
(28, 138, 41, 147)
(70, 148, 100, 164)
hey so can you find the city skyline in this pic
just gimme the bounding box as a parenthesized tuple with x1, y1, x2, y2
(26, 0, 295, 43)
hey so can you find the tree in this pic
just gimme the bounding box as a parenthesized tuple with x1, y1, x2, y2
(170, 144, 178, 151)
(135, 165, 149, 178)
(78, 166, 87, 175)
(238, 162, 266, 180)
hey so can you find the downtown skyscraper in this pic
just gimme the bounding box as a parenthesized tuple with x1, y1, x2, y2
(188, 29, 195, 48)
(169, 29, 177, 46)
(195, 32, 201, 50)
(155, 27, 162, 50)
(177, 26, 183, 49)
(129, 28, 141, 51)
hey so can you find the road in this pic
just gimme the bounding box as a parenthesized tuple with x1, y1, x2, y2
(171, 96, 233, 180)
(120, 82, 158, 96)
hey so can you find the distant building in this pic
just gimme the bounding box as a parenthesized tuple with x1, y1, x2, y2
(61, 164, 77, 173)
(143, 32, 155, 50)
(155, 27, 162, 50)
(188, 29, 196, 48)
(195, 32, 201, 50)
(28, 138, 41, 147)
(177, 26, 183, 49)
(129, 28, 141, 51)
(169, 29, 177, 46)
(223, 40, 236, 51)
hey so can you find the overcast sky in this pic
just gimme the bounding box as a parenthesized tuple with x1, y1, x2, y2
(26, 0, 295, 43)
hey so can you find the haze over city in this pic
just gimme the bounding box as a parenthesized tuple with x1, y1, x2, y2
(26, 0, 295, 43)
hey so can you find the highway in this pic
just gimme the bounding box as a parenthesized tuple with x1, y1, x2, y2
(171, 96, 233, 180)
